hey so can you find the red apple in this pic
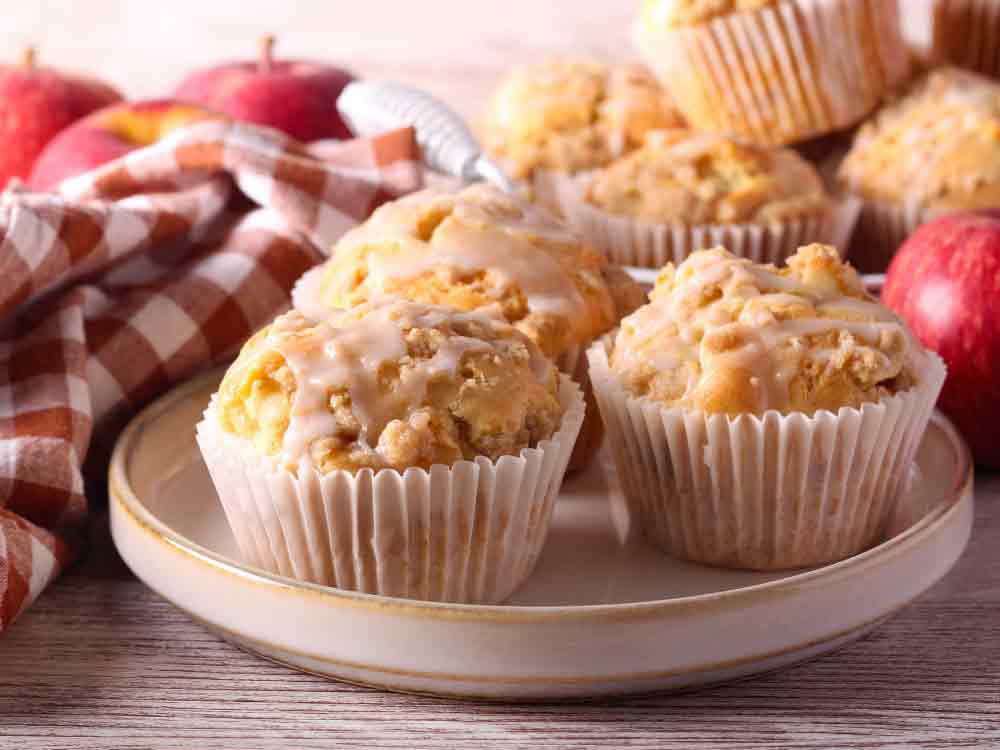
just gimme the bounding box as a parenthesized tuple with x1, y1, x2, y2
(28, 99, 222, 190)
(882, 210, 1000, 469)
(0, 48, 122, 188)
(173, 35, 355, 142)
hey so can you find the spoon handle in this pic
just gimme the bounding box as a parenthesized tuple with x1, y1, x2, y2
(337, 80, 516, 194)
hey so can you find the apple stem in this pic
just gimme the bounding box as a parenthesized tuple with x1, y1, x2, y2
(22, 47, 36, 69)
(259, 34, 275, 73)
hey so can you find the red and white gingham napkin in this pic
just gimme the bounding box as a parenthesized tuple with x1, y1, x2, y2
(0, 119, 422, 630)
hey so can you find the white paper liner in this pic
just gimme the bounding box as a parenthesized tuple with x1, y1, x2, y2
(908, 0, 1000, 77)
(635, 0, 910, 145)
(556, 172, 860, 269)
(532, 170, 568, 216)
(899, 0, 937, 64)
(196, 376, 585, 604)
(847, 197, 946, 273)
(553, 341, 585, 379)
(586, 343, 946, 570)
(555, 340, 604, 472)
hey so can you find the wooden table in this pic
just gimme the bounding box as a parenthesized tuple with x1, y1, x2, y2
(1, 474, 997, 749)
(2, 1, 1000, 746)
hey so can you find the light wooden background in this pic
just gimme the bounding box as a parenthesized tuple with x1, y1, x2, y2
(1, 0, 637, 120)
(2, 1, 1000, 748)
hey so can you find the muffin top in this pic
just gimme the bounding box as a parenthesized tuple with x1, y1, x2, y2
(610, 244, 919, 416)
(839, 68, 1000, 212)
(482, 59, 684, 179)
(640, 0, 779, 28)
(584, 130, 831, 224)
(304, 183, 642, 359)
(216, 298, 564, 474)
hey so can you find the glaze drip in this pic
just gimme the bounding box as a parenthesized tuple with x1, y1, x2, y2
(307, 184, 624, 353)
(255, 298, 558, 470)
(612, 244, 919, 415)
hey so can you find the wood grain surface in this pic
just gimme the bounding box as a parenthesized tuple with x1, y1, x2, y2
(2, 1, 999, 747)
(2, 478, 997, 749)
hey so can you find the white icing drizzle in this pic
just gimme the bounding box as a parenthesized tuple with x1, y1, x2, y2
(328, 188, 594, 329)
(266, 301, 529, 468)
(375, 226, 583, 316)
(290, 265, 328, 324)
(616, 248, 912, 413)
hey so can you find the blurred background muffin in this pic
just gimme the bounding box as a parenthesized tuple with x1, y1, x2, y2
(635, 0, 911, 145)
(839, 67, 1000, 271)
(294, 183, 645, 471)
(557, 129, 854, 268)
(588, 243, 945, 570)
(585, 132, 827, 225)
(615, 245, 917, 414)
(481, 59, 684, 210)
(198, 298, 585, 602)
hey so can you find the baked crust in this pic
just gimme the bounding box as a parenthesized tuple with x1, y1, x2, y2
(840, 67, 1000, 212)
(611, 244, 918, 415)
(482, 59, 683, 179)
(584, 130, 831, 224)
(309, 184, 641, 359)
(217, 299, 564, 473)
(640, 0, 779, 27)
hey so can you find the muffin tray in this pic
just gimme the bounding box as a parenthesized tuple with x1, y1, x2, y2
(109, 366, 973, 700)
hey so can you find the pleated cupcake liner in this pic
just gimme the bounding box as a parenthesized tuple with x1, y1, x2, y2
(586, 343, 946, 570)
(846, 197, 946, 273)
(532, 169, 570, 217)
(555, 340, 604, 473)
(196, 376, 585, 604)
(555, 172, 860, 268)
(906, 0, 1000, 77)
(634, 0, 910, 145)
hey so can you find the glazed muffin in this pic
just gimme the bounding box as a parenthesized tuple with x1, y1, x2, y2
(904, 0, 1000, 79)
(557, 130, 854, 268)
(839, 67, 1000, 270)
(585, 131, 829, 223)
(481, 59, 684, 208)
(587, 244, 945, 570)
(197, 298, 585, 603)
(635, 0, 911, 145)
(294, 183, 646, 471)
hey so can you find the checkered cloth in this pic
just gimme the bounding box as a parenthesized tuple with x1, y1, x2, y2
(0, 120, 422, 630)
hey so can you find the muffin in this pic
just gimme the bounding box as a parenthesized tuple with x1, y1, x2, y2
(293, 183, 646, 471)
(556, 129, 857, 268)
(839, 67, 1000, 271)
(635, 0, 911, 145)
(587, 244, 945, 570)
(481, 59, 684, 210)
(196, 298, 585, 603)
(904, 0, 1000, 79)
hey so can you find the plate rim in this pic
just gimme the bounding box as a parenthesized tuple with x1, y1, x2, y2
(109, 366, 974, 625)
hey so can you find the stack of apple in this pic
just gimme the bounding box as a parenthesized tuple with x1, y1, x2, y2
(0, 36, 355, 190)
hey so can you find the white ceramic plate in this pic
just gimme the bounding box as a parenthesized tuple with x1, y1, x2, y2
(109, 368, 973, 701)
